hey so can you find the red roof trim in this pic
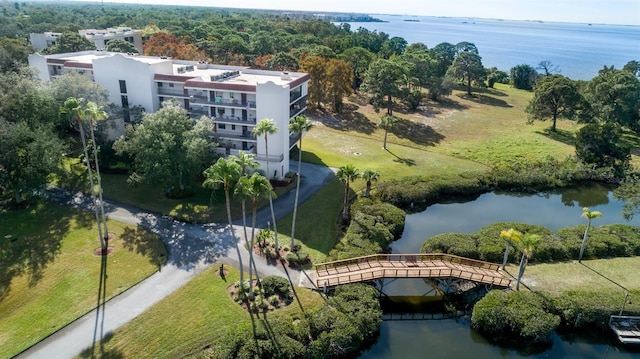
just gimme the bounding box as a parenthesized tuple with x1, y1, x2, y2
(185, 80, 256, 92)
(289, 73, 310, 89)
(154, 73, 197, 83)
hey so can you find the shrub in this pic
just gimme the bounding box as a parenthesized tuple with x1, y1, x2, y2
(261, 275, 290, 297)
(328, 200, 406, 260)
(472, 290, 560, 345)
(421, 233, 480, 259)
(553, 290, 640, 330)
(286, 250, 310, 267)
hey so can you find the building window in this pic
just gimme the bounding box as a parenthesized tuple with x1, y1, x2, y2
(169, 83, 174, 88)
(158, 82, 163, 87)
(231, 125, 236, 131)
(218, 123, 226, 130)
(121, 95, 129, 109)
(119, 80, 127, 94)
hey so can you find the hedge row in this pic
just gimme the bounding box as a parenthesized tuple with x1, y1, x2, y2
(472, 289, 640, 345)
(376, 157, 618, 212)
(421, 222, 640, 263)
(207, 283, 382, 358)
(328, 199, 406, 261)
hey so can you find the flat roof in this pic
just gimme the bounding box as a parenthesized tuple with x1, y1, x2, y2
(39, 51, 309, 87)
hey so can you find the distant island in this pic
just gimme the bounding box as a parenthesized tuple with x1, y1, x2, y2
(404, 19, 420, 22)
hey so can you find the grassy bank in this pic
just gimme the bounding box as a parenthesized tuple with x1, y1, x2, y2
(0, 202, 166, 358)
(81, 265, 325, 358)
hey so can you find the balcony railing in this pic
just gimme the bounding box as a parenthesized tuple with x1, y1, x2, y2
(290, 90, 302, 103)
(290, 95, 307, 118)
(158, 88, 188, 97)
(214, 130, 257, 141)
(214, 115, 256, 125)
(190, 96, 256, 109)
(255, 153, 285, 163)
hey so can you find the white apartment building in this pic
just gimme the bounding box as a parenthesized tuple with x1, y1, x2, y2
(28, 51, 309, 179)
(29, 27, 144, 53)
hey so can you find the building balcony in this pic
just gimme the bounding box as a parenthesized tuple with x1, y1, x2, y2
(158, 88, 188, 97)
(190, 95, 256, 110)
(255, 153, 285, 163)
(214, 115, 256, 125)
(290, 95, 307, 118)
(213, 130, 257, 141)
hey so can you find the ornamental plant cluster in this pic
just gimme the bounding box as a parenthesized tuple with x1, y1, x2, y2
(212, 283, 382, 358)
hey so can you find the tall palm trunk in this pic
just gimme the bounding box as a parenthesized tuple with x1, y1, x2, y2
(290, 136, 304, 249)
(264, 135, 279, 255)
(501, 242, 511, 270)
(89, 122, 109, 243)
(579, 220, 591, 263)
(225, 185, 243, 285)
(516, 254, 528, 290)
(79, 119, 105, 252)
(342, 179, 350, 221)
(249, 199, 259, 299)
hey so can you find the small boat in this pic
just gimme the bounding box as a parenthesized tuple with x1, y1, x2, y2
(609, 315, 640, 344)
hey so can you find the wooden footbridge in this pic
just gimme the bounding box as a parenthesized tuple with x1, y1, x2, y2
(303, 254, 512, 291)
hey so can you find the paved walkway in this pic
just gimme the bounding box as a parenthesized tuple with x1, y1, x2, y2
(16, 163, 334, 359)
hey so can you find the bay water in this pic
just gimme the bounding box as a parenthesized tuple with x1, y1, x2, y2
(339, 14, 640, 80)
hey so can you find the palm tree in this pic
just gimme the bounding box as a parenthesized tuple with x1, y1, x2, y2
(235, 151, 259, 176)
(499, 228, 522, 270)
(244, 172, 273, 299)
(379, 115, 396, 150)
(83, 101, 110, 243)
(288, 114, 315, 249)
(252, 119, 280, 255)
(231, 152, 259, 263)
(361, 169, 380, 198)
(579, 207, 603, 262)
(516, 233, 541, 290)
(337, 164, 360, 221)
(60, 97, 105, 252)
(203, 158, 243, 283)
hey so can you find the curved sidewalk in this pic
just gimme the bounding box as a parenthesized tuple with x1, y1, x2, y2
(16, 163, 334, 359)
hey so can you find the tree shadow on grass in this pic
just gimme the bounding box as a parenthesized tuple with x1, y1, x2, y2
(79, 331, 125, 359)
(385, 148, 416, 167)
(120, 226, 168, 268)
(321, 110, 377, 135)
(0, 202, 79, 302)
(535, 128, 575, 147)
(457, 93, 513, 107)
(391, 118, 445, 147)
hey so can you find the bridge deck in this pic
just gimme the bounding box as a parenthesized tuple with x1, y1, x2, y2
(307, 254, 512, 289)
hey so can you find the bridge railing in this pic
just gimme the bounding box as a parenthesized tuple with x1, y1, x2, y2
(314, 253, 500, 272)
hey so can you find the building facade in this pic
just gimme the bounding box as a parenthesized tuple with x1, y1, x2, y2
(28, 51, 309, 179)
(29, 27, 144, 53)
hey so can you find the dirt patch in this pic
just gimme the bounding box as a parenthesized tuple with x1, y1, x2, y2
(93, 246, 115, 256)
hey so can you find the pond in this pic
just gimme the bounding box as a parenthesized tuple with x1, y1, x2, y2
(360, 184, 640, 358)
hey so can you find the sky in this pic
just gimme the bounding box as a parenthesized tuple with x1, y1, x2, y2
(72, 0, 640, 26)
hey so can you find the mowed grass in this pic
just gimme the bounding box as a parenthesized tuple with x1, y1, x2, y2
(0, 203, 166, 358)
(516, 256, 640, 295)
(305, 84, 577, 178)
(83, 265, 324, 358)
(275, 177, 344, 264)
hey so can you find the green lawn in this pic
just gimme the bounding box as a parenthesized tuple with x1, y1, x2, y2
(304, 85, 576, 181)
(0, 203, 166, 358)
(517, 256, 640, 294)
(80, 265, 324, 358)
(275, 177, 345, 264)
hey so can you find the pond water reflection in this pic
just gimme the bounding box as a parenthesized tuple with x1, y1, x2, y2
(360, 184, 640, 358)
